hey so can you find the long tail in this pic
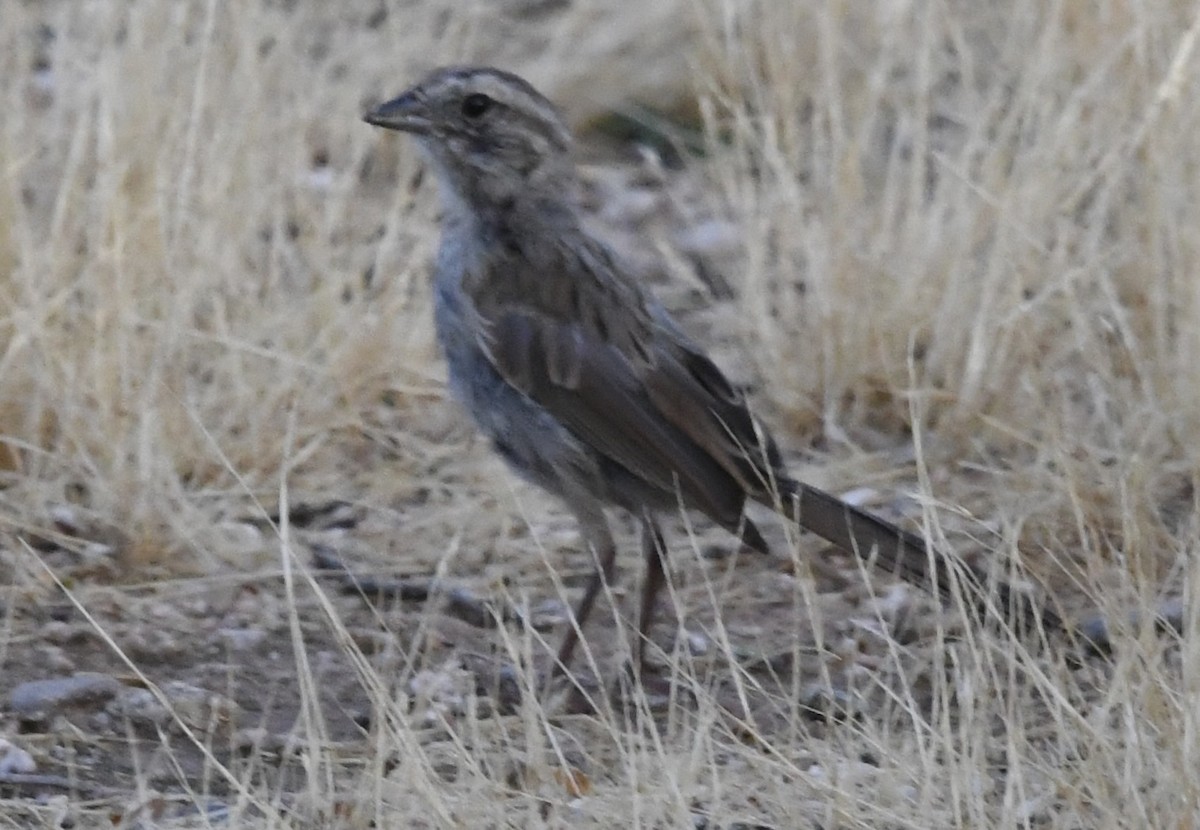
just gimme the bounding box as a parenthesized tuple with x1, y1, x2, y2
(774, 477, 1063, 632)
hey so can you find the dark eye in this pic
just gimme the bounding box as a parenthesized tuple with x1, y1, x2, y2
(461, 93, 493, 119)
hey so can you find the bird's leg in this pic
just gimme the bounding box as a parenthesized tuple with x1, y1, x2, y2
(553, 504, 618, 678)
(636, 513, 668, 673)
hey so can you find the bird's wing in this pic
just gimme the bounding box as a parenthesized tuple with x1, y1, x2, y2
(468, 232, 785, 528)
(485, 307, 754, 527)
(641, 319, 786, 497)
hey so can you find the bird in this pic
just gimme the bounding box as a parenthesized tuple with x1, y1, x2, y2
(362, 66, 1060, 679)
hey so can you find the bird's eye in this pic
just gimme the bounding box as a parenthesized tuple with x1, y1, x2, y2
(461, 93, 492, 118)
(461, 93, 493, 119)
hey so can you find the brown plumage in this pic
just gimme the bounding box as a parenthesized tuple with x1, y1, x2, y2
(363, 66, 1059, 678)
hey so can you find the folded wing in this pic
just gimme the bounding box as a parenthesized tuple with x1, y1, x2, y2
(487, 308, 761, 532)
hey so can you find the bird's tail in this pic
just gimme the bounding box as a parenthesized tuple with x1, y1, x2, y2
(773, 477, 1063, 632)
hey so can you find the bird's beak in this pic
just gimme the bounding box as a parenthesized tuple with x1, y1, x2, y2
(363, 91, 431, 134)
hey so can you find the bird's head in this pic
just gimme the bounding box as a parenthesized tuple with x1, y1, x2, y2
(365, 67, 577, 216)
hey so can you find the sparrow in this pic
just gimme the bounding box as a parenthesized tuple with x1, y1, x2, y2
(363, 66, 1059, 677)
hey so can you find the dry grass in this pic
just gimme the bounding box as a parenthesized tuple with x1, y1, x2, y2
(2, 0, 1200, 826)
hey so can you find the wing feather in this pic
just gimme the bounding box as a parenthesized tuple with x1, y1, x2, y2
(487, 310, 750, 525)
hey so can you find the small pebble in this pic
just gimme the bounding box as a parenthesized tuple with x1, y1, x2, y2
(218, 627, 267, 651)
(10, 672, 121, 719)
(0, 738, 37, 774)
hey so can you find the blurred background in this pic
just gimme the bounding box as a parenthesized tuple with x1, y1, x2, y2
(2, 1, 1199, 825)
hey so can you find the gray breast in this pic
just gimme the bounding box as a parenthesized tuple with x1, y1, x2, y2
(431, 280, 600, 496)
